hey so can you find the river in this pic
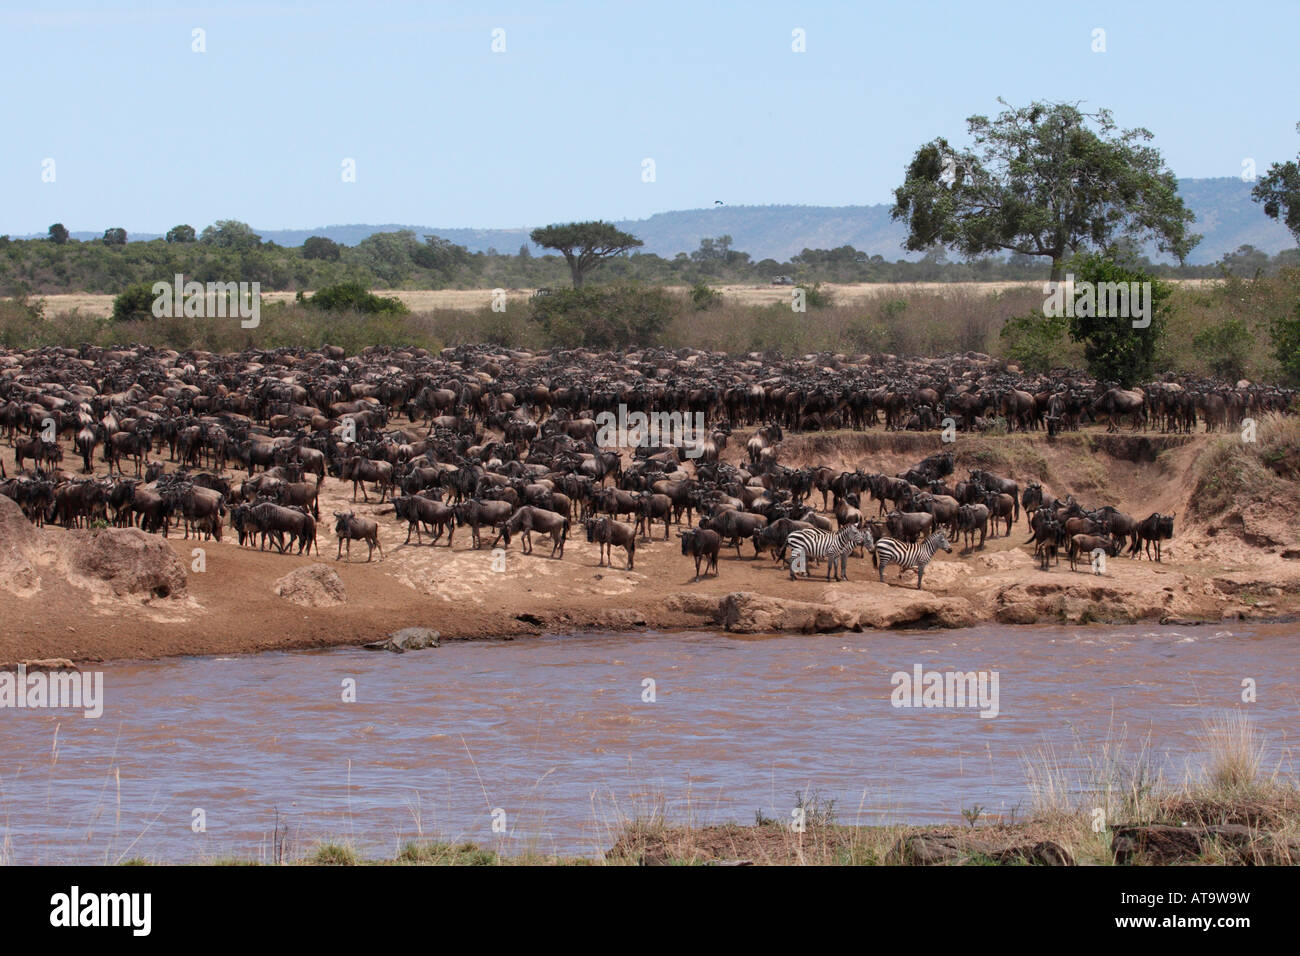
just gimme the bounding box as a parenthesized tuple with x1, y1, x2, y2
(1, 623, 1295, 863)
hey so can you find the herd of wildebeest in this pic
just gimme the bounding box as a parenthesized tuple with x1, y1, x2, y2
(0, 343, 1293, 590)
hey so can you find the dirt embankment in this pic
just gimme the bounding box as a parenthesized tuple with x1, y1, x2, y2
(2, 426, 1298, 666)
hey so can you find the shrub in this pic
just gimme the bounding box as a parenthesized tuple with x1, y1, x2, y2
(1000, 310, 1069, 374)
(112, 283, 158, 322)
(529, 283, 674, 349)
(1192, 317, 1254, 382)
(307, 281, 408, 315)
(689, 282, 722, 310)
(1271, 301, 1300, 385)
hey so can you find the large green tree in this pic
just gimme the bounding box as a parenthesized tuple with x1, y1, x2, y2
(529, 221, 643, 287)
(1252, 122, 1300, 243)
(891, 99, 1199, 280)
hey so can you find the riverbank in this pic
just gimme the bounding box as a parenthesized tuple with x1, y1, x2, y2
(2, 427, 1298, 666)
(124, 785, 1300, 866)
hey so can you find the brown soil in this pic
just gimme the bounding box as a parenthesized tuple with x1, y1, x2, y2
(2, 425, 1298, 666)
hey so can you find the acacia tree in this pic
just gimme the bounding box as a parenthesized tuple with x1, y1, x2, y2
(891, 100, 1199, 280)
(1252, 122, 1300, 243)
(529, 221, 643, 287)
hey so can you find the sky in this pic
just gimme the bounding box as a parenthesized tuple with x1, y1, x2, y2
(2, 0, 1297, 236)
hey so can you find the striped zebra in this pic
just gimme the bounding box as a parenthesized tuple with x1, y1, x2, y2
(787, 525, 871, 582)
(873, 531, 952, 590)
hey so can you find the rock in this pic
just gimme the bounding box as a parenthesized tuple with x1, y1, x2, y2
(0, 494, 44, 597)
(1111, 823, 1300, 865)
(273, 564, 348, 607)
(663, 592, 724, 618)
(719, 592, 857, 634)
(365, 626, 441, 653)
(892, 831, 1076, 866)
(68, 527, 187, 602)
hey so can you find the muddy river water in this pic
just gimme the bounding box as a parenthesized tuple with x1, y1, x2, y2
(1, 623, 1296, 863)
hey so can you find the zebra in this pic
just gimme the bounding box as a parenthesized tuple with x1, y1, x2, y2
(873, 531, 952, 590)
(787, 525, 871, 582)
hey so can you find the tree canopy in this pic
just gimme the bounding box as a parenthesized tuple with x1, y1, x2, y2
(529, 221, 643, 287)
(1252, 122, 1300, 244)
(891, 99, 1199, 279)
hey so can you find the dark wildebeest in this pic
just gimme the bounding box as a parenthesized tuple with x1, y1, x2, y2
(452, 498, 513, 549)
(1068, 533, 1121, 572)
(340, 456, 393, 502)
(633, 492, 673, 541)
(334, 511, 382, 561)
(494, 505, 570, 558)
(392, 494, 455, 545)
(678, 527, 721, 581)
(699, 509, 768, 558)
(585, 516, 636, 570)
(251, 501, 316, 555)
(1131, 512, 1175, 561)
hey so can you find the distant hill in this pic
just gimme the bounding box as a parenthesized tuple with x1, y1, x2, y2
(33, 177, 1296, 265)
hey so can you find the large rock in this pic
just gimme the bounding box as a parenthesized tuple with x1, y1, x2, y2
(1111, 823, 1300, 865)
(68, 527, 188, 602)
(719, 592, 857, 633)
(274, 564, 348, 607)
(0, 494, 43, 598)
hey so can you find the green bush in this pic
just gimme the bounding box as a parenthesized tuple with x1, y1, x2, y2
(1192, 317, 1254, 381)
(1065, 253, 1171, 385)
(307, 281, 409, 315)
(112, 282, 158, 322)
(690, 282, 722, 310)
(1000, 310, 1069, 374)
(1272, 301, 1300, 385)
(529, 283, 675, 349)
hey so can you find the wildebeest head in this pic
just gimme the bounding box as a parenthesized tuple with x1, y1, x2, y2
(333, 511, 353, 535)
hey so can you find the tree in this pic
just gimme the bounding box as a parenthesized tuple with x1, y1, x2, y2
(1252, 123, 1300, 244)
(891, 99, 1199, 280)
(48, 223, 70, 244)
(1192, 317, 1253, 381)
(1272, 301, 1300, 385)
(529, 221, 643, 287)
(199, 220, 262, 249)
(166, 224, 197, 243)
(302, 236, 342, 261)
(102, 227, 127, 245)
(412, 234, 471, 284)
(1065, 253, 1171, 386)
(112, 283, 157, 322)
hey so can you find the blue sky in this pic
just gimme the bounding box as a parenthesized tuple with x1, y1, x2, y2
(3, 0, 1296, 236)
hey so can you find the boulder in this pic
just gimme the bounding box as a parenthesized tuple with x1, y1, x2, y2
(719, 592, 857, 634)
(68, 527, 187, 602)
(274, 564, 348, 608)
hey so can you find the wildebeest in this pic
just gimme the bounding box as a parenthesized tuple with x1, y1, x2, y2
(1068, 533, 1121, 572)
(585, 516, 636, 570)
(678, 527, 721, 581)
(392, 494, 455, 545)
(1131, 512, 1175, 561)
(452, 498, 513, 549)
(334, 511, 382, 561)
(494, 505, 569, 558)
